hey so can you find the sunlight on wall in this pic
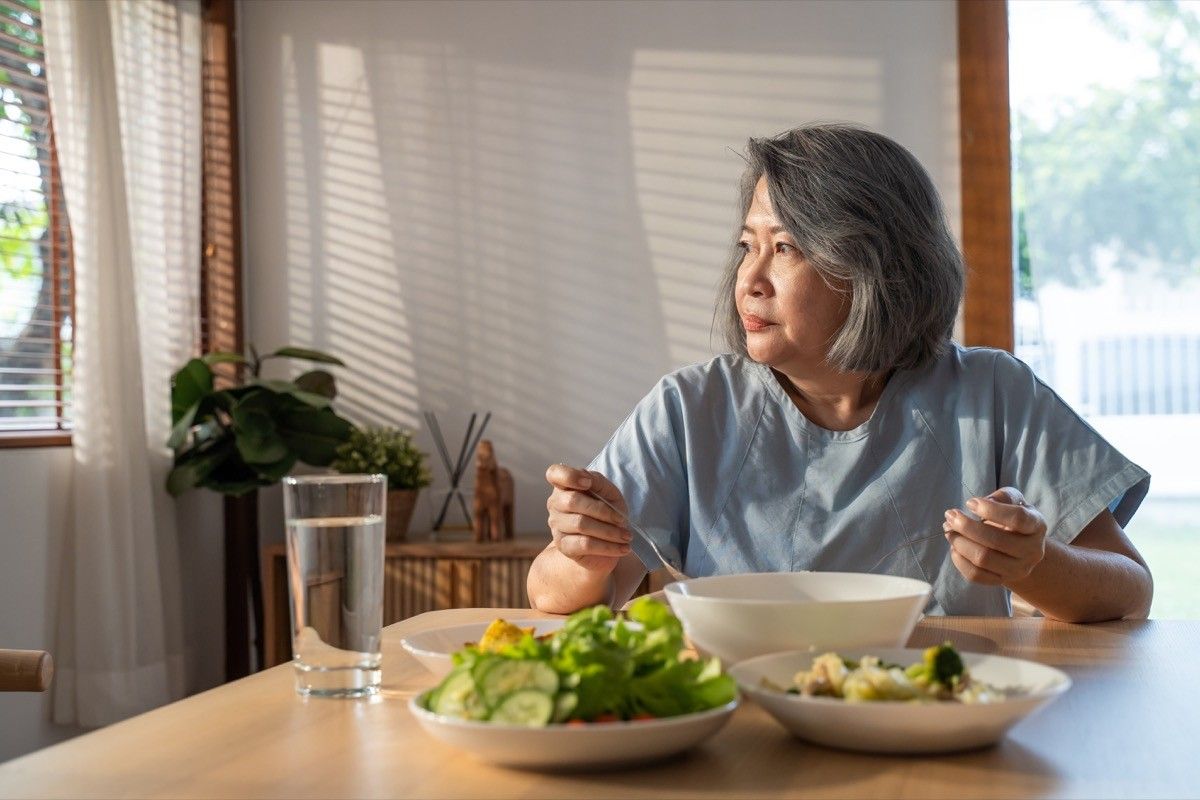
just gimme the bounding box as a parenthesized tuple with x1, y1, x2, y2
(282, 38, 420, 430)
(250, 1, 958, 532)
(628, 50, 882, 366)
(268, 41, 915, 528)
(275, 38, 677, 523)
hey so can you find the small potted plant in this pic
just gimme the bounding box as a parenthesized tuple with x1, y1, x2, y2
(332, 427, 431, 541)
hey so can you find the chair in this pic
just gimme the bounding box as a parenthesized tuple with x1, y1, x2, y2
(0, 649, 54, 692)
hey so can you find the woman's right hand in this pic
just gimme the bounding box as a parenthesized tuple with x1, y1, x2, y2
(545, 464, 633, 574)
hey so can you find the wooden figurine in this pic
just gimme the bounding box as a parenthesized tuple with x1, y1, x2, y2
(472, 439, 514, 542)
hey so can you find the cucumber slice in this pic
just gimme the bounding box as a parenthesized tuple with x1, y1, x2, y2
(470, 654, 501, 685)
(431, 669, 487, 720)
(488, 689, 553, 726)
(477, 659, 559, 706)
(552, 691, 578, 723)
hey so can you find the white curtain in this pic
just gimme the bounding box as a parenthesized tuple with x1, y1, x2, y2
(42, 0, 202, 727)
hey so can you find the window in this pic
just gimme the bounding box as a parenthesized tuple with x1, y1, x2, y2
(1009, 0, 1200, 618)
(0, 0, 72, 445)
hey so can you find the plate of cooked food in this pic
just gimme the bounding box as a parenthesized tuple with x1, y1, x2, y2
(401, 618, 569, 678)
(728, 643, 1071, 754)
(407, 598, 739, 769)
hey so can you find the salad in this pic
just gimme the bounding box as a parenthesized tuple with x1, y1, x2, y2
(781, 643, 1015, 704)
(419, 597, 737, 726)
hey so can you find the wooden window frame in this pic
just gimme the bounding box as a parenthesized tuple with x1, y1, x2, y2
(1, 0, 244, 450)
(958, 0, 1014, 352)
(0, 0, 74, 449)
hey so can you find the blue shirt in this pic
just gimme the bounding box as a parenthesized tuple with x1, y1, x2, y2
(589, 344, 1150, 615)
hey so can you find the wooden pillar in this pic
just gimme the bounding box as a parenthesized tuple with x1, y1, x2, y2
(203, 0, 250, 679)
(958, 0, 1014, 351)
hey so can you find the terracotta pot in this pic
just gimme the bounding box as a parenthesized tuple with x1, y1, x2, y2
(386, 488, 420, 542)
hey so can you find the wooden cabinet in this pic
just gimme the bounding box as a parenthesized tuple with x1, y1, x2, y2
(262, 533, 550, 668)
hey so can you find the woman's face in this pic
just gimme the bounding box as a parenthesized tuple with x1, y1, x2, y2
(735, 176, 850, 373)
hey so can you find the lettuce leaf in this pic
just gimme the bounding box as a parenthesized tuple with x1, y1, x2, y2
(446, 598, 736, 723)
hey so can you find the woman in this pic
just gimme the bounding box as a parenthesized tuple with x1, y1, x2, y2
(528, 123, 1153, 621)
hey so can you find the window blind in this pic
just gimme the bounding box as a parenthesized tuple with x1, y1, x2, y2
(0, 0, 73, 438)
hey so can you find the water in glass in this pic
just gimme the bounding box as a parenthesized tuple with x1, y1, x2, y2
(285, 513, 385, 697)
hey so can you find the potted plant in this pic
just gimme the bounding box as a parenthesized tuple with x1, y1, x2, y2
(165, 345, 356, 678)
(331, 427, 431, 541)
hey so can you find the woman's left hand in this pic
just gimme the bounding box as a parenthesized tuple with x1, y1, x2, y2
(943, 487, 1048, 586)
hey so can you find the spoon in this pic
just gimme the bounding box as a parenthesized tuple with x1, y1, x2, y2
(586, 490, 691, 583)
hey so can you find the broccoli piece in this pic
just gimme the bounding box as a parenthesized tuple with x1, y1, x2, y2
(923, 642, 965, 685)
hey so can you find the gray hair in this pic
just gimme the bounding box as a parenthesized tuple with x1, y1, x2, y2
(715, 123, 964, 373)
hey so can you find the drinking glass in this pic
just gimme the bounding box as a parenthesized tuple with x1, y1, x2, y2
(282, 474, 386, 697)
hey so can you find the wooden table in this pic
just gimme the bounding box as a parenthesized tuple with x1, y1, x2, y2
(2, 612, 1198, 799)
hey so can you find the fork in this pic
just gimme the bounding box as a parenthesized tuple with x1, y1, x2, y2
(586, 490, 691, 582)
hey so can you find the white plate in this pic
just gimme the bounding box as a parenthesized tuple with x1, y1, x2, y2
(400, 619, 567, 678)
(729, 648, 1070, 754)
(409, 694, 738, 769)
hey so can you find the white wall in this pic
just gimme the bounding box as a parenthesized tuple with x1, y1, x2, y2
(239, 0, 961, 542)
(0, 448, 82, 762)
(0, 447, 224, 763)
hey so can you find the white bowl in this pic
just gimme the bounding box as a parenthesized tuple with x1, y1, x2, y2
(400, 619, 567, 678)
(730, 648, 1071, 754)
(409, 694, 738, 769)
(664, 572, 931, 663)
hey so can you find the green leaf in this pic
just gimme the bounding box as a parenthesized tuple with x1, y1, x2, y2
(166, 464, 198, 497)
(268, 346, 345, 366)
(251, 379, 295, 392)
(167, 402, 199, 450)
(234, 415, 289, 464)
(201, 351, 248, 367)
(166, 439, 234, 496)
(292, 389, 334, 408)
(202, 453, 266, 496)
(253, 454, 298, 483)
(249, 378, 332, 409)
(294, 369, 336, 399)
(277, 405, 355, 465)
(230, 398, 290, 465)
(170, 359, 212, 424)
(210, 385, 259, 412)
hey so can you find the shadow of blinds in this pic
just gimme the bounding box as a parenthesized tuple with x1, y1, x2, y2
(627, 50, 883, 366)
